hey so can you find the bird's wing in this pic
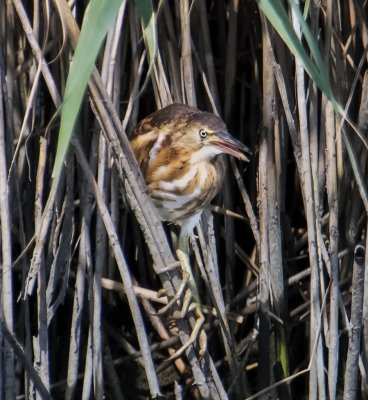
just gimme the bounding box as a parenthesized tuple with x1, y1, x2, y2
(129, 129, 158, 177)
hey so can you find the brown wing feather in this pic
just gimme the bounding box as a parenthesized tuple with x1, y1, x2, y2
(129, 130, 158, 177)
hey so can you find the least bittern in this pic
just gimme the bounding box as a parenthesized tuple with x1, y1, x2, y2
(130, 103, 249, 359)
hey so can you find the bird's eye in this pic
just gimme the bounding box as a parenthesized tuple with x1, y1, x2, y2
(199, 129, 208, 139)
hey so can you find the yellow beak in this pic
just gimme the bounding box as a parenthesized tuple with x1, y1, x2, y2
(209, 131, 250, 162)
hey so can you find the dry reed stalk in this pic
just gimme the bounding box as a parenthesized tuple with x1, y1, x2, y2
(1, 0, 368, 398)
(0, 46, 15, 400)
(326, 101, 339, 399)
(343, 244, 365, 399)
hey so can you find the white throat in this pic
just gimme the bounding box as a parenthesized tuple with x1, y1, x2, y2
(189, 145, 221, 164)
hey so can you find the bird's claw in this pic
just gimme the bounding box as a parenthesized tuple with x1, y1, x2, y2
(156, 273, 207, 360)
(170, 287, 192, 319)
(156, 271, 190, 315)
(166, 300, 207, 361)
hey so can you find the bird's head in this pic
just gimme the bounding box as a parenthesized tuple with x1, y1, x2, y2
(136, 104, 250, 164)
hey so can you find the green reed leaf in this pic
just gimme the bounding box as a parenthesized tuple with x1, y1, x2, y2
(52, 0, 122, 186)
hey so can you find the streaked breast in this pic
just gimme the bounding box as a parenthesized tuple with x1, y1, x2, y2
(148, 159, 224, 224)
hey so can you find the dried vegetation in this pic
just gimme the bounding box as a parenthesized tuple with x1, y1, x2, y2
(0, 0, 368, 399)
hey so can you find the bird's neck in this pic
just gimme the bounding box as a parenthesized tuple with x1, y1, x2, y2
(188, 145, 222, 164)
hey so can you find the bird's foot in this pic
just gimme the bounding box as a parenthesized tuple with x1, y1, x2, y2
(166, 298, 207, 361)
(156, 271, 190, 315)
(155, 250, 207, 360)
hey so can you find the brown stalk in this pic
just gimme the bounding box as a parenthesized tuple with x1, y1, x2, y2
(3, 0, 368, 398)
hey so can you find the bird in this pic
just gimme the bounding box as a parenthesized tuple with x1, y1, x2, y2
(130, 103, 249, 358)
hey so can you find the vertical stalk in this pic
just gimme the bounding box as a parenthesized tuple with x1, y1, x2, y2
(0, 46, 15, 400)
(82, 330, 93, 400)
(343, 245, 365, 400)
(265, 22, 289, 380)
(34, 137, 50, 396)
(73, 139, 162, 397)
(291, 6, 326, 399)
(257, 17, 275, 397)
(92, 135, 107, 398)
(326, 102, 339, 399)
(65, 220, 89, 400)
(257, 124, 271, 395)
(180, 0, 196, 107)
(65, 132, 98, 399)
(363, 219, 368, 385)
(224, 0, 238, 121)
(197, 0, 221, 112)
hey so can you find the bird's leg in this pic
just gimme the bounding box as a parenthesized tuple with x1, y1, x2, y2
(166, 297, 207, 361)
(164, 230, 207, 360)
(156, 233, 196, 315)
(176, 232, 199, 304)
(155, 216, 207, 359)
(156, 271, 190, 315)
(157, 218, 199, 313)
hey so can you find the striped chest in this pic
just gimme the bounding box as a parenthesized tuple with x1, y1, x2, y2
(146, 158, 225, 224)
